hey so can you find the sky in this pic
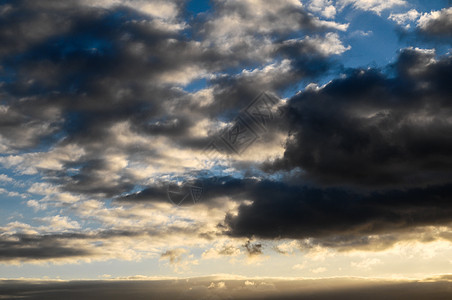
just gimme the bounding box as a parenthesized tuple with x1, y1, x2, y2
(0, 0, 452, 298)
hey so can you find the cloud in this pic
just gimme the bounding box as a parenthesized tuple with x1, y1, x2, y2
(1, 0, 449, 271)
(160, 248, 199, 272)
(162, 50, 448, 249)
(160, 248, 187, 264)
(213, 48, 452, 248)
(308, 0, 337, 19)
(202, 0, 347, 43)
(274, 240, 299, 255)
(116, 176, 452, 252)
(0, 195, 237, 264)
(208, 281, 226, 289)
(388, 9, 420, 28)
(337, 0, 406, 15)
(202, 241, 242, 259)
(390, 7, 452, 42)
(267, 48, 452, 188)
(82, 0, 183, 20)
(417, 7, 452, 38)
(35, 215, 81, 231)
(0, 174, 13, 183)
(223, 179, 452, 243)
(243, 240, 263, 256)
(0, 0, 349, 202)
(0, 232, 94, 262)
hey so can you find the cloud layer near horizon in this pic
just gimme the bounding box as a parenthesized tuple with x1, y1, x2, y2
(2, 276, 452, 300)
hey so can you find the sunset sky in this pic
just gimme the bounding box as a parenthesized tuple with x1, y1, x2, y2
(0, 0, 452, 298)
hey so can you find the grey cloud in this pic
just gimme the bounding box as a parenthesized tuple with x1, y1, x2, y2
(0, 233, 94, 261)
(160, 248, 186, 264)
(0, 237, 91, 261)
(0, 226, 201, 262)
(266, 48, 452, 188)
(217, 245, 240, 256)
(0, 0, 345, 199)
(119, 175, 452, 250)
(0, 0, 76, 57)
(223, 179, 452, 242)
(243, 240, 263, 256)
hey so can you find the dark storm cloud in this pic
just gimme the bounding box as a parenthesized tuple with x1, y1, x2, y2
(223, 179, 452, 242)
(266, 48, 452, 188)
(214, 48, 452, 244)
(119, 174, 452, 249)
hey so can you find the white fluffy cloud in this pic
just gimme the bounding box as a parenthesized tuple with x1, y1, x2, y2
(388, 9, 420, 28)
(337, 0, 406, 14)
